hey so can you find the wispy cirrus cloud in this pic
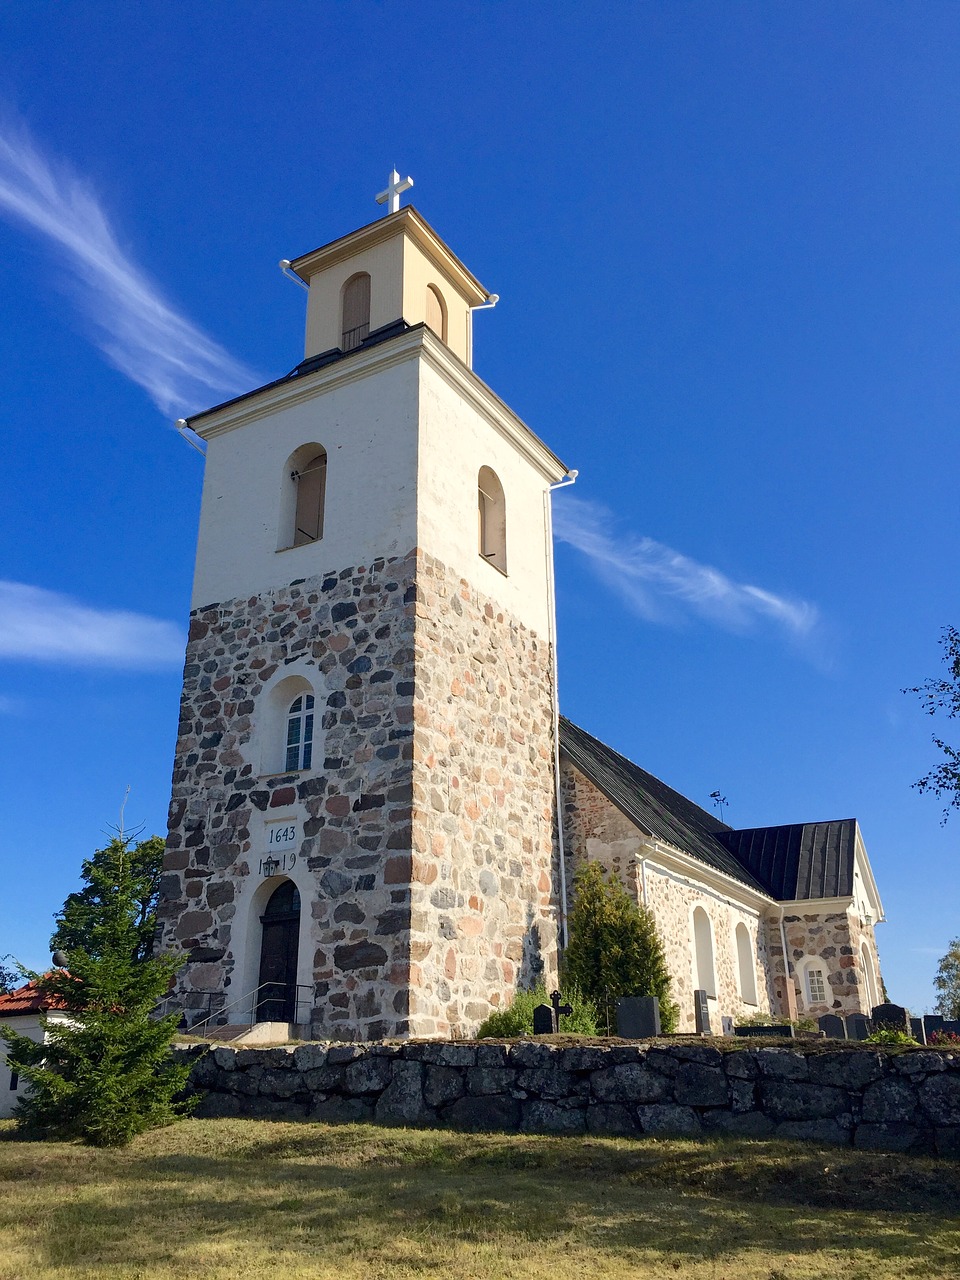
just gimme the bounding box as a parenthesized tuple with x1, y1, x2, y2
(553, 494, 819, 643)
(0, 114, 260, 417)
(0, 581, 184, 669)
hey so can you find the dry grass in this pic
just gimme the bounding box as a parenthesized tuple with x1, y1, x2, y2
(1, 1118, 958, 1279)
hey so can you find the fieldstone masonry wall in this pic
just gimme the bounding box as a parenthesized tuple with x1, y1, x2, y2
(406, 552, 559, 1035)
(159, 546, 558, 1040)
(180, 1040, 960, 1157)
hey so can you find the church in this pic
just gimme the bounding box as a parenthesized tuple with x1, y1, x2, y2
(158, 176, 886, 1038)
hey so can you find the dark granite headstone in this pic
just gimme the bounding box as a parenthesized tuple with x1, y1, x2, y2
(818, 1014, 846, 1039)
(944, 1020, 960, 1037)
(845, 1013, 873, 1041)
(733, 1024, 795, 1038)
(910, 1017, 927, 1044)
(532, 1004, 554, 1035)
(616, 996, 661, 1038)
(923, 1014, 945, 1038)
(872, 1003, 910, 1033)
(693, 989, 712, 1035)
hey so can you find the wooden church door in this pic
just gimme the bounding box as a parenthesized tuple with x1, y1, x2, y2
(257, 880, 301, 1022)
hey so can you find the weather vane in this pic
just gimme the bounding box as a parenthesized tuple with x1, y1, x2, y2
(709, 790, 728, 823)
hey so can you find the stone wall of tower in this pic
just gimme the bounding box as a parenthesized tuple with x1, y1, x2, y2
(159, 545, 560, 1040)
(404, 551, 560, 1036)
(159, 551, 420, 1040)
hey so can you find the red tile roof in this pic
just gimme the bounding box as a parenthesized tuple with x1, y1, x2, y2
(0, 979, 68, 1016)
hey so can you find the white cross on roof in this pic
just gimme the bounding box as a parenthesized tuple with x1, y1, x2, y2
(375, 168, 414, 215)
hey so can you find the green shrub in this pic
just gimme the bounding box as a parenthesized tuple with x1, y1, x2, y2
(864, 1028, 919, 1046)
(562, 862, 679, 1033)
(476, 984, 598, 1038)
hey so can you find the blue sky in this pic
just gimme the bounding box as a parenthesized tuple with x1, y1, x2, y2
(0, 3, 957, 1012)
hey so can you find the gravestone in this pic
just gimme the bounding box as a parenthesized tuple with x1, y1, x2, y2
(872, 1003, 910, 1034)
(845, 1013, 873, 1040)
(923, 1014, 945, 1039)
(616, 996, 660, 1038)
(910, 1017, 927, 1044)
(818, 1013, 846, 1039)
(733, 1023, 795, 1038)
(550, 990, 572, 1025)
(693, 989, 712, 1035)
(720, 1015, 734, 1036)
(532, 1005, 554, 1035)
(943, 1020, 960, 1037)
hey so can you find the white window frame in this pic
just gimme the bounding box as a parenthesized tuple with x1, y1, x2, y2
(285, 694, 315, 773)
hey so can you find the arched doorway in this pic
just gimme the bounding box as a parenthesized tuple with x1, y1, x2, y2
(257, 880, 301, 1022)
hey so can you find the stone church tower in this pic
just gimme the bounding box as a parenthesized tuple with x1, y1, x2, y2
(159, 192, 572, 1039)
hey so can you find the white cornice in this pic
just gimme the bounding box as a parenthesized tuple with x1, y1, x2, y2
(418, 327, 568, 481)
(644, 838, 776, 911)
(192, 327, 569, 483)
(290, 207, 489, 306)
(778, 896, 855, 914)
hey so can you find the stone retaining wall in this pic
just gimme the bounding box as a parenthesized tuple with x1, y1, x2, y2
(179, 1039, 960, 1156)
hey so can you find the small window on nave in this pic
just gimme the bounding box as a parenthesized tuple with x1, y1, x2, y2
(293, 450, 327, 547)
(285, 694, 315, 772)
(805, 966, 827, 1005)
(341, 272, 371, 352)
(735, 922, 758, 1005)
(692, 907, 716, 998)
(478, 466, 507, 574)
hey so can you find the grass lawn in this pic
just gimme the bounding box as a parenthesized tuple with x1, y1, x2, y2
(1, 1119, 958, 1279)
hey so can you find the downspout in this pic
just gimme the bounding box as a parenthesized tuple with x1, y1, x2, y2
(544, 469, 578, 949)
(777, 905, 798, 1021)
(175, 418, 206, 457)
(466, 293, 500, 369)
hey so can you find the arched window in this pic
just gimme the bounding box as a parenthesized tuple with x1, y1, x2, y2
(478, 466, 507, 574)
(797, 958, 828, 1009)
(735, 922, 758, 1005)
(341, 272, 371, 351)
(692, 907, 716, 998)
(285, 693, 314, 772)
(292, 449, 327, 547)
(425, 284, 447, 341)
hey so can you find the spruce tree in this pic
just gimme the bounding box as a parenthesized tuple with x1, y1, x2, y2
(0, 836, 193, 1147)
(563, 861, 678, 1032)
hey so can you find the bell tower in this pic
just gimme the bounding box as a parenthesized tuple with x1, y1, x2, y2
(160, 179, 571, 1039)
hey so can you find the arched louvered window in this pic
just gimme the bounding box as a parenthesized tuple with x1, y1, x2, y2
(693, 907, 716, 998)
(341, 272, 371, 351)
(425, 284, 447, 341)
(293, 449, 327, 547)
(478, 466, 507, 574)
(735, 922, 758, 1005)
(285, 694, 315, 772)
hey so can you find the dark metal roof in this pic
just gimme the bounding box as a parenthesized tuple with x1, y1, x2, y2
(559, 717, 769, 894)
(185, 319, 413, 427)
(560, 717, 859, 903)
(717, 821, 857, 900)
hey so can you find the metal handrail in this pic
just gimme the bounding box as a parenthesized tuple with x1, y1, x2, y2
(185, 980, 313, 1039)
